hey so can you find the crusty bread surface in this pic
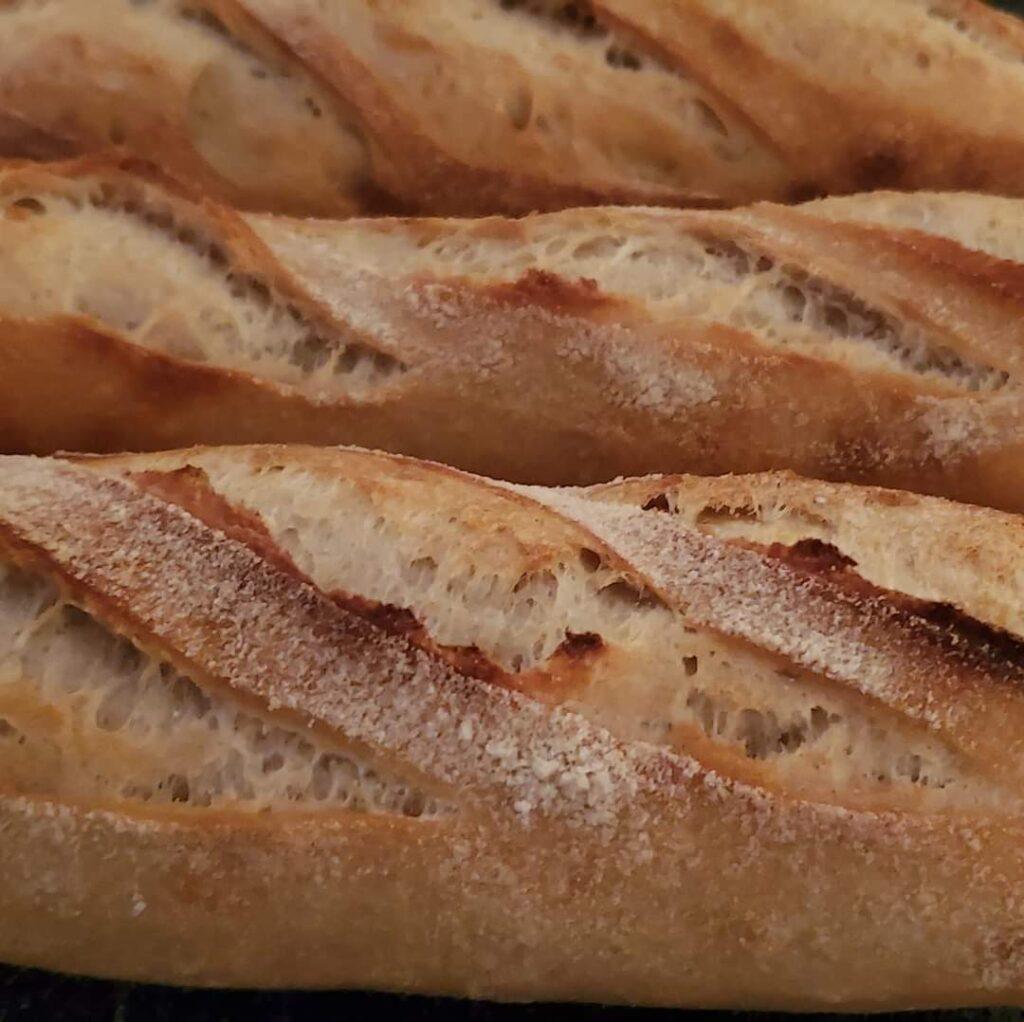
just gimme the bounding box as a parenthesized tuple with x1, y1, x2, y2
(3, 1, 1024, 214)
(3, 158, 1024, 508)
(3, 444, 1024, 1008)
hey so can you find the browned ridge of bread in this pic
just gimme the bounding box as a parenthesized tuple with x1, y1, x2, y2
(3, 0, 1024, 214)
(3, 444, 1024, 1007)
(4, 158, 1024, 509)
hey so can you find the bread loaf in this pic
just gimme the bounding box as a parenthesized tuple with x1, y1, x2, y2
(2, 157, 1024, 509)
(3, 1, 1024, 215)
(2, 443, 1024, 1007)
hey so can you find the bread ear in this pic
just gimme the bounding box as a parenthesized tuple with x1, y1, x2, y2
(4, 445, 1024, 1004)
(49, 444, 1024, 813)
(5, 1, 1024, 213)
(3, 159, 1024, 508)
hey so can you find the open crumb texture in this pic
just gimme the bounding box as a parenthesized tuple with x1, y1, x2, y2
(2, 1, 1024, 213)
(2, 446, 1024, 1008)
(4, 158, 1024, 511)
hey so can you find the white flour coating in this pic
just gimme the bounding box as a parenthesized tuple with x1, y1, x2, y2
(318, 266, 722, 412)
(409, 277, 720, 411)
(80, 444, 1019, 813)
(256, 200, 1011, 398)
(916, 397, 1006, 461)
(2, 452, 1023, 826)
(555, 325, 719, 413)
(524, 485, 1024, 747)
(2, 453, 1024, 998)
(0, 458, 691, 828)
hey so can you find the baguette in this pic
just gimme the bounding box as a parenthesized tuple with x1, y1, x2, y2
(3, 158, 1024, 509)
(3, 1, 1024, 214)
(3, 443, 1024, 1008)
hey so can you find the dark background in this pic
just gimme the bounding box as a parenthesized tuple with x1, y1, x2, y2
(6, 0, 1024, 1018)
(0, 968, 1022, 1022)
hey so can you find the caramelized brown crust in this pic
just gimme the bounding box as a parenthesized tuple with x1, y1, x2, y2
(4, 159, 1024, 508)
(4, 445, 1024, 1006)
(4, 1, 1024, 213)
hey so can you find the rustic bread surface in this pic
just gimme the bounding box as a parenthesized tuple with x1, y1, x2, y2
(2, 444, 1024, 1007)
(2, 1, 1024, 213)
(3, 159, 1024, 507)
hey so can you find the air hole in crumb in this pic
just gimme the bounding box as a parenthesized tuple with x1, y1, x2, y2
(598, 579, 663, 611)
(94, 682, 138, 732)
(683, 656, 698, 677)
(695, 505, 760, 528)
(693, 99, 729, 136)
(824, 304, 850, 333)
(406, 556, 438, 586)
(11, 197, 46, 215)
(605, 44, 642, 70)
(687, 692, 822, 759)
(512, 570, 558, 598)
(781, 284, 807, 319)
(579, 548, 603, 573)
(572, 235, 625, 260)
(681, 693, 946, 788)
(505, 85, 534, 129)
(167, 774, 190, 802)
(290, 336, 334, 374)
(401, 791, 427, 818)
(641, 493, 671, 513)
(499, 0, 606, 38)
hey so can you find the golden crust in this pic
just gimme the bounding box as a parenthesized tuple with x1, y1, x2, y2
(3, 1, 1024, 213)
(3, 447, 1024, 1004)
(0, 0, 374, 216)
(6, 789, 1024, 1007)
(4, 159, 1024, 508)
(599, 0, 1024, 196)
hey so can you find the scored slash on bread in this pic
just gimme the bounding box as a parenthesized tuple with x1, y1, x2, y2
(3, 1, 1024, 214)
(3, 157, 1024, 508)
(3, 444, 1024, 1005)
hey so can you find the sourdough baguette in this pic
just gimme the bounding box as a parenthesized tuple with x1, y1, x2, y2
(3, 1, 1024, 214)
(3, 158, 1024, 509)
(3, 443, 1024, 1007)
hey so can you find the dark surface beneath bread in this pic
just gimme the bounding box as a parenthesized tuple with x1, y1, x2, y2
(0, 968, 1020, 1022)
